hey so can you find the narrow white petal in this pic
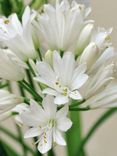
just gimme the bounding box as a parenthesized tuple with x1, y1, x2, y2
(42, 88, 58, 96)
(57, 117, 72, 132)
(53, 129, 66, 146)
(54, 95, 69, 105)
(38, 130, 52, 154)
(24, 128, 39, 138)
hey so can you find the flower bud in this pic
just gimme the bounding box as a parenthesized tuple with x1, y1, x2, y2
(0, 49, 25, 81)
(77, 23, 94, 54)
(79, 42, 99, 70)
(44, 50, 53, 65)
(92, 28, 112, 51)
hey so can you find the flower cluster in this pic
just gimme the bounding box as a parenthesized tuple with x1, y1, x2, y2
(0, 0, 117, 154)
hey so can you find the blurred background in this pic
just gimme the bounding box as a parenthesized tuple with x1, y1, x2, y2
(1, 0, 117, 156)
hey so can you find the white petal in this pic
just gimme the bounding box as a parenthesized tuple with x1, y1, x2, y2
(24, 128, 39, 138)
(42, 88, 58, 96)
(69, 90, 82, 100)
(53, 129, 66, 146)
(57, 117, 72, 132)
(38, 130, 52, 154)
(56, 105, 69, 118)
(42, 95, 57, 118)
(71, 74, 88, 90)
(61, 52, 75, 85)
(54, 95, 69, 105)
(22, 6, 31, 27)
(20, 112, 39, 127)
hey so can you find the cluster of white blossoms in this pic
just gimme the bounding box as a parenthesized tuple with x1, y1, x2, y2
(0, 0, 117, 154)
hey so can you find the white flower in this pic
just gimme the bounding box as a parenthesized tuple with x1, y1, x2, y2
(35, 0, 91, 53)
(0, 89, 23, 121)
(21, 96, 72, 154)
(80, 63, 115, 99)
(80, 80, 117, 109)
(0, 6, 38, 61)
(35, 51, 88, 105)
(0, 49, 26, 81)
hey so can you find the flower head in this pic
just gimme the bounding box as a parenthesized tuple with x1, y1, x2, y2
(0, 6, 38, 61)
(35, 51, 88, 105)
(35, 0, 91, 53)
(21, 96, 72, 154)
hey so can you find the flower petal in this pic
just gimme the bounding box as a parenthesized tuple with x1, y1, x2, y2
(38, 130, 52, 154)
(69, 90, 82, 100)
(57, 117, 72, 132)
(54, 95, 69, 105)
(24, 128, 39, 138)
(53, 129, 66, 146)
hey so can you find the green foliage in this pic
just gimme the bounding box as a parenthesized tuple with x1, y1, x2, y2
(0, 0, 24, 17)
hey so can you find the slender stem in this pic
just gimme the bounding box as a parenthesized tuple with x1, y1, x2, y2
(37, 48, 42, 61)
(1, 139, 20, 156)
(18, 81, 42, 102)
(69, 107, 90, 111)
(0, 83, 8, 89)
(48, 149, 55, 156)
(27, 61, 36, 76)
(70, 100, 86, 108)
(26, 69, 35, 89)
(16, 111, 28, 156)
(77, 108, 117, 156)
(0, 126, 35, 155)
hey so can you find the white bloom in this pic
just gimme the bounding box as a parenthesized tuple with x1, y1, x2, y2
(0, 6, 38, 61)
(35, 0, 91, 53)
(21, 96, 72, 154)
(80, 80, 117, 109)
(0, 49, 26, 81)
(0, 89, 23, 122)
(35, 51, 88, 105)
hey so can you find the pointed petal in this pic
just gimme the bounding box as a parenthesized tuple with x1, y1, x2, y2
(71, 74, 88, 90)
(38, 130, 52, 154)
(54, 95, 69, 105)
(42, 88, 58, 96)
(24, 128, 39, 138)
(56, 105, 69, 118)
(53, 129, 66, 146)
(69, 90, 82, 100)
(42, 95, 57, 118)
(57, 117, 72, 132)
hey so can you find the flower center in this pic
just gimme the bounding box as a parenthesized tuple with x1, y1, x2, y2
(4, 20, 10, 25)
(55, 79, 69, 96)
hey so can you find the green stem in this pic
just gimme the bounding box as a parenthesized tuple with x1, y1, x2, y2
(48, 149, 55, 156)
(0, 126, 35, 155)
(77, 108, 117, 156)
(69, 107, 90, 111)
(66, 111, 83, 156)
(1, 139, 20, 156)
(16, 119, 28, 156)
(18, 81, 42, 102)
(0, 83, 8, 88)
(30, 0, 47, 9)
